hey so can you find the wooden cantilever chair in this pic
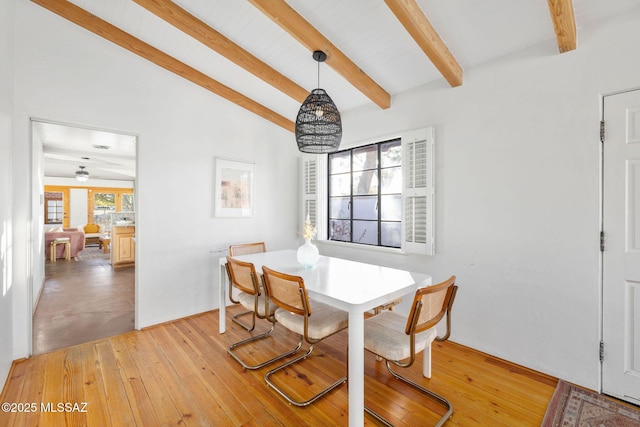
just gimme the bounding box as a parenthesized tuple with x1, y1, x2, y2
(364, 276, 458, 427)
(261, 266, 349, 406)
(229, 242, 266, 257)
(225, 256, 300, 370)
(226, 242, 267, 330)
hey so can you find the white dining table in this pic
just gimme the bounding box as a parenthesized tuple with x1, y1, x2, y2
(217, 249, 431, 426)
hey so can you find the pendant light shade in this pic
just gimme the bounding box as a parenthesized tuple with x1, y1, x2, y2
(295, 51, 342, 153)
(75, 165, 90, 182)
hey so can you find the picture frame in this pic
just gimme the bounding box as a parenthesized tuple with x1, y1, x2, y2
(214, 158, 255, 217)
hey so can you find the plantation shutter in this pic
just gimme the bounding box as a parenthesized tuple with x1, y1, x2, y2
(301, 155, 327, 239)
(402, 127, 435, 255)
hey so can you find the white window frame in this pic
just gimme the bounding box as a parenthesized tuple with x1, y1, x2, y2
(301, 127, 434, 255)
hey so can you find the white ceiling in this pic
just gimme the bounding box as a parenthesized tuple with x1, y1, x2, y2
(38, 0, 640, 180)
(35, 120, 136, 181)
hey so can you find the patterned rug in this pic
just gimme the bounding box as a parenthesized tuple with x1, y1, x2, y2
(75, 246, 110, 261)
(542, 380, 640, 426)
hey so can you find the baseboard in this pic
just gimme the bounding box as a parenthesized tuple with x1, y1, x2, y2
(32, 276, 46, 315)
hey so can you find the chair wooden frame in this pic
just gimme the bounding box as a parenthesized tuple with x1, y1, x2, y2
(226, 242, 267, 330)
(229, 242, 266, 256)
(225, 256, 300, 370)
(261, 266, 348, 407)
(365, 276, 458, 427)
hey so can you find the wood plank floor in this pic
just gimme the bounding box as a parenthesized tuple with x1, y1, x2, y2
(2, 305, 558, 426)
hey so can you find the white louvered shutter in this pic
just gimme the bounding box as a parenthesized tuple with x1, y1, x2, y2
(302, 156, 317, 227)
(402, 127, 434, 255)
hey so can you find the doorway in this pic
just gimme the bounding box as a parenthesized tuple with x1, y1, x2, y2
(31, 119, 137, 354)
(601, 89, 640, 405)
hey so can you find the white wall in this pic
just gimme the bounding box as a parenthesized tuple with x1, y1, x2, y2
(0, 0, 15, 387)
(319, 10, 640, 390)
(11, 1, 300, 348)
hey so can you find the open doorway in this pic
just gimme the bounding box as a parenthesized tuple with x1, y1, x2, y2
(31, 119, 137, 354)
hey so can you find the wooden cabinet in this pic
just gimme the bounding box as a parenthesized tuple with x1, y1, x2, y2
(111, 226, 135, 267)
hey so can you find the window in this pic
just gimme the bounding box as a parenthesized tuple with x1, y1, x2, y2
(302, 127, 435, 255)
(93, 192, 116, 221)
(44, 192, 64, 224)
(328, 139, 402, 247)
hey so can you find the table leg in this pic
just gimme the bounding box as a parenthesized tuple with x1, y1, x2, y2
(348, 311, 365, 426)
(219, 263, 226, 333)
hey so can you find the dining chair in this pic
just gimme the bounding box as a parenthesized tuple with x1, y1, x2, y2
(225, 256, 301, 370)
(261, 265, 349, 406)
(226, 242, 266, 330)
(364, 275, 458, 427)
(229, 241, 266, 256)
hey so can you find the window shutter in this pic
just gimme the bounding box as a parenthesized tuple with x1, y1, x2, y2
(302, 156, 317, 224)
(301, 155, 326, 239)
(402, 127, 435, 255)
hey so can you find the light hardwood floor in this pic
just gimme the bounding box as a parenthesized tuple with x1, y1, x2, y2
(1, 304, 557, 426)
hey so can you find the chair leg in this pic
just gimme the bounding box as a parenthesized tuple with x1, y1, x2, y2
(381, 361, 453, 427)
(227, 324, 302, 370)
(264, 342, 347, 407)
(231, 309, 257, 332)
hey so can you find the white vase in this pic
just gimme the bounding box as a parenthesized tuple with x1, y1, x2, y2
(297, 238, 319, 268)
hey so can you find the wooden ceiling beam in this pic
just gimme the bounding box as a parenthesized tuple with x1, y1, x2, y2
(384, 0, 462, 87)
(249, 0, 391, 109)
(31, 0, 295, 132)
(547, 0, 577, 53)
(133, 0, 309, 103)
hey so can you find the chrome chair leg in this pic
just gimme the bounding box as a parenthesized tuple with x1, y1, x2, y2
(264, 342, 347, 407)
(364, 361, 453, 427)
(231, 309, 256, 331)
(227, 324, 302, 370)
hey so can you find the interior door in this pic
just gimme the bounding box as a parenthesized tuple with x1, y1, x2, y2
(602, 89, 640, 404)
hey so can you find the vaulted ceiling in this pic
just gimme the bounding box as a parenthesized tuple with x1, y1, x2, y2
(32, 0, 640, 132)
(31, 0, 640, 180)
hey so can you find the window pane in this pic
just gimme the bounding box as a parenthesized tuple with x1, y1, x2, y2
(353, 220, 378, 245)
(329, 220, 350, 241)
(381, 222, 402, 247)
(352, 196, 377, 220)
(329, 197, 350, 219)
(381, 195, 401, 221)
(329, 151, 350, 174)
(353, 145, 377, 172)
(329, 173, 350, 197)
(381, 166, 401, 194)
(381, 139, 401, 168)
(122, 194, 134, 212)
(353, 169, 378, 195)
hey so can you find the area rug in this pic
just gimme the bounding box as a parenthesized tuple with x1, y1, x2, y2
(75, 246, 110, 261)
(542, 380, 640, 426)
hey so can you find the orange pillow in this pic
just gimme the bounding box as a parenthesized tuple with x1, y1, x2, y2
(84, 224, 99, 233)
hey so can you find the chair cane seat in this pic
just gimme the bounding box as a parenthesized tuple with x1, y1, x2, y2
(274, 300, 348, 341)
(364, 310, 437, 362)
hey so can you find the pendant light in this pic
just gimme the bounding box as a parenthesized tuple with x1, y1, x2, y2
(295, 51, 342, 153)
(75, 165, 90, 182)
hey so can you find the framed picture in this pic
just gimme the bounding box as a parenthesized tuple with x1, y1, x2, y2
(214, 158, 255, 217)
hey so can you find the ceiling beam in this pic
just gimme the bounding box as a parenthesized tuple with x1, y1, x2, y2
(249, 0, 391, 109)
(384, 0, 462, 87)
(133, 0, 309, 103)
(31, 0, 295, 132)
(547, 0, 577, 53)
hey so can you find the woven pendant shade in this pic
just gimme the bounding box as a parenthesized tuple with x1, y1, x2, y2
(295, 50, 342, 153)
(295, 88, 342, 153)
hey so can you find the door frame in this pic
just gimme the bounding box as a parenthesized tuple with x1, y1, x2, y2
(29, 117, 139, 355)
(599, 87, 640, 397)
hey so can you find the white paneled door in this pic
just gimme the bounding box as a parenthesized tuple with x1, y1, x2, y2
(602, 89, 640, 405)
